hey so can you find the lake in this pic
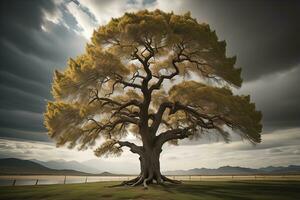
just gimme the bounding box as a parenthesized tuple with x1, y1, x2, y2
(1, 175, 299, 186)
(0, 175, 137, 186)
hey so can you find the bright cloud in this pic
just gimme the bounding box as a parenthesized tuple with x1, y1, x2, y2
(64, 0, 185, 39)
(66, 1, 98, 39)
(1, 128, 300, 173)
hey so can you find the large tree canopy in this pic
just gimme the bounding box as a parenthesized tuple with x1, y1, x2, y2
(45, 10, 262, 187)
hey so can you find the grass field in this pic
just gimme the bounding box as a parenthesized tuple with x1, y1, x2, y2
(0, 180, 299, 200)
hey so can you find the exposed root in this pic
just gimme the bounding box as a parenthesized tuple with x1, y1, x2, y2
(122, 176, 141, 186)
(156, 177, 165, 185)
(131, 175, 145, 187)
(143, 173, 154, 189)
(109, 174, 181, 188)
(107, 176, 141, 187)
(161, 175, 182, 184)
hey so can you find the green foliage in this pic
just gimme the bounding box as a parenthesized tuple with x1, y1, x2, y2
(52, 47, 129, 102)
(94, 139, 123, 157)
(44, 9, 262, 157)
(168, 81, 262, 143)
(93, 9, 242, 86)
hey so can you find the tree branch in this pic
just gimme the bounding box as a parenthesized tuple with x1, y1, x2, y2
(152, 100, 231, 140)
(113, 75, 143, 90)
(111, 99, 141, 117)
(117, 141, 144, 155)
(86, 116, 139, 140)
(155, 127, 192, 147)
(150, 44, 185, 91)
(150, 102, 173, 133)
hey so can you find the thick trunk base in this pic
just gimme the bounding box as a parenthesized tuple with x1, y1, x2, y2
(119, 152, 181, 188)
(120, 174, 181, 188)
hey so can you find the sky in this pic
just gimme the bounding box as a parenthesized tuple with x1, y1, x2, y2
(0, 0, 299, 173)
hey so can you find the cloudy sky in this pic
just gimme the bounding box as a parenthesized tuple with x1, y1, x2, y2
(0, 0, 299, 173)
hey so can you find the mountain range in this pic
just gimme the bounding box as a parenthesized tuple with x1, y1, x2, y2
(33, 158, 139, 174)
(0, 158, 114, 176)
(164, 165, 300, 175)
(30, 159, 102, 174)
(1, 158, 300, 175)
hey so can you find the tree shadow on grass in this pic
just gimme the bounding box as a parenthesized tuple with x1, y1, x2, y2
(152, 181, 300, 200)
(161, 183, 253, 200)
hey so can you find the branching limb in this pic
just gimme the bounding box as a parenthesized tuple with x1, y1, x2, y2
(155, 127, 193, 147)
(112, 73, 143, 90)
(149, 45, 184, 91)
(150, 102, 173, 133)
(89, 88, 122, 106)
(111, 99, 141, 117)
(89, 88, 141, 116)
(152, 100, 237, 146)
(86, 117, 139, 140)
(117, 141, 144, 155)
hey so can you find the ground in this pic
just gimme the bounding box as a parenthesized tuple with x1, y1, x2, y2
(0, 180, 299, 200)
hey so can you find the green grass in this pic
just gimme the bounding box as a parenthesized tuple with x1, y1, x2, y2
(0, 180, 299, 200)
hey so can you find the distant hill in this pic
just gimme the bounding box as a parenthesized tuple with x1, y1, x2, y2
(31, 159, 101, 174)
(81, 159, 139, 174)
(164, 165, 300, 175)
(0, 158, 114, 176)
(2, 158, 299, 176)
(268, 165, 300, 174)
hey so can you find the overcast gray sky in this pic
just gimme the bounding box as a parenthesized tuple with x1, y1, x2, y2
(0, 0, 299, 173)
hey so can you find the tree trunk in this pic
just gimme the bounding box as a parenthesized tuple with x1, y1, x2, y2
(120, 144, 181, 188)
(140, 147, 162, 185)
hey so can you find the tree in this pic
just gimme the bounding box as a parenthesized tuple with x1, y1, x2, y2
(44, 10, 262, 188)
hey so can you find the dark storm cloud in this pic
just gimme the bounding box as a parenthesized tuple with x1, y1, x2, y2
(0, 0, 55, 30)
(0, 0, 66, 61)
(178, 0, 300, 81)
(0, 128, 50, 142)
(0, 84, 45, 113)
(174, 0, 300, 129)
(0, 40, 53, 85)
(237, 129, 300, 151)
(0, 109, 44, 132)
(0, 0, 299, 143)
(0, 0, 86, 141)
(0, 71, 50, 99)
(238, 66, 300, 130)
